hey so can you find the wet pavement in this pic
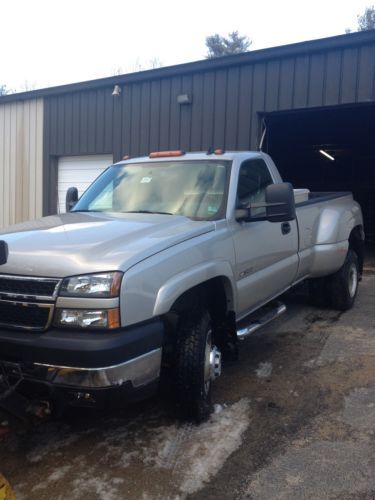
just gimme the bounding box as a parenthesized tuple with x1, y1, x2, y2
(0, 274, 374, 499)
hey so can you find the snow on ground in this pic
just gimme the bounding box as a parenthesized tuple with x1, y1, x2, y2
(13, 398, 251, 499)
(255, 361, 273, 378)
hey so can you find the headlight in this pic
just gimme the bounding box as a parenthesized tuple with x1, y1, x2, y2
(55, 308, 120, 329)
(59, 272, 123, 298)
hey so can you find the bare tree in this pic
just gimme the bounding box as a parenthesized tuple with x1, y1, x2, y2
(19, 80, 37, 92)
(357, 5, 375, 31)
(112, 57, 163, 76)
(205, 31, 251, 58)
(0, 84, 9, 96)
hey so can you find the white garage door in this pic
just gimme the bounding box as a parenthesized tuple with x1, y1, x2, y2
(57, 155, 113, 213)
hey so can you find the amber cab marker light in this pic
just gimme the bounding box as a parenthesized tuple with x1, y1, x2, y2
(149, 150, 185, 158)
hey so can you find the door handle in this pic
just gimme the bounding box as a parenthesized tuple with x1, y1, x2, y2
(281, 222, 291, 235)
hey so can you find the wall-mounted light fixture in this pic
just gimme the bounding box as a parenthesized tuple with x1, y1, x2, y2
(112, 85, 121, 97)
(319, 149, 335, 161)
(177, 93, 192, 105)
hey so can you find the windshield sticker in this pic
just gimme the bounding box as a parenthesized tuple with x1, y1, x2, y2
(140, 176, 152, 183)
(208, 206, 218, 213)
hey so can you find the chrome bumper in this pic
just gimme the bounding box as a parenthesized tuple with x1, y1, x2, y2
(34, 348, 162, 389)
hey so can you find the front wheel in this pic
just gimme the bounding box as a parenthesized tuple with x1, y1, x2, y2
(175, 308, 221, 423)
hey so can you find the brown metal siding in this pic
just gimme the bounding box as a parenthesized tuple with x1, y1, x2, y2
(43, 38, 375, 215)
(0, 99, 43, 228)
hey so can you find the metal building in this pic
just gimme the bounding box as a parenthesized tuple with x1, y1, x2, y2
(1, 30, 375, 237)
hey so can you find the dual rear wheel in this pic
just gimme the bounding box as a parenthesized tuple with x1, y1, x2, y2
(309, 249, 359, 311)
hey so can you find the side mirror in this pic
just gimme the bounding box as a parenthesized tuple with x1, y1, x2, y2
(235, 182, 296, 223)
(65, 187, 79, 212)
(265, 182, 296, 223)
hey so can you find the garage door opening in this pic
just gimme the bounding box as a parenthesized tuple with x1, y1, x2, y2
(57, 155, 113, 214)
(263, 105, 375, 251)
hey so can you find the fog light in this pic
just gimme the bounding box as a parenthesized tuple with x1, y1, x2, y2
(55, 308, 120, 329)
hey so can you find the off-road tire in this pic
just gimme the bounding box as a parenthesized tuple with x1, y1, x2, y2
(327, 249, 359, 311)
(175, 307, 213, 423)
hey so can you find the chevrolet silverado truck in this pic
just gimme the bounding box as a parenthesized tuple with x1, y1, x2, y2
(0, 150, 364, 421)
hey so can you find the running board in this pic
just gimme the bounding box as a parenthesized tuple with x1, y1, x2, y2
(236, 301, 286, 340)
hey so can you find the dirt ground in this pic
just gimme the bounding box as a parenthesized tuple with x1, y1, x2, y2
(0, 272, 374, 499)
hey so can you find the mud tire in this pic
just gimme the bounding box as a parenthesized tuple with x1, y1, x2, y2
(175, 307, 213, 423)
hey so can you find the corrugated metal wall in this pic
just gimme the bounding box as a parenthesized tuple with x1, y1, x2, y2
(43, 35, 375, 215)
(0, 99, 43, 228)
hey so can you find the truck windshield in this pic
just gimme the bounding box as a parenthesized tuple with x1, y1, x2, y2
(72, 160, 230, 220)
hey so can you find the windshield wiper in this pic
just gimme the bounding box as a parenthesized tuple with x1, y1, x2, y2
(122, 210, 174, 215)
(71, 209, 104, 213)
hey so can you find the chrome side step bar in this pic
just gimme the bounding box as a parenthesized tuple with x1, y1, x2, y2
(236, 301, 287, 340)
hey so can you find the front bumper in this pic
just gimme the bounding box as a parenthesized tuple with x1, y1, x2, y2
(35, 348, 162, 388)
(0, 318, 164, 403)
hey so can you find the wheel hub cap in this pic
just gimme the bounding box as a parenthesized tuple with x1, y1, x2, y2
(348, 263, 358, 298)
(209, 346, 222, 381)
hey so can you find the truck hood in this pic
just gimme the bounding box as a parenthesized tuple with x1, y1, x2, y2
(0, 212, 215, 277)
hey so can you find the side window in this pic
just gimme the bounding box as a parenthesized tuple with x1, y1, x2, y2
(237, 159, 273, 217)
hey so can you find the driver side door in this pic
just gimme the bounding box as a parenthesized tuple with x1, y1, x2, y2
(232, 158, 299, 318)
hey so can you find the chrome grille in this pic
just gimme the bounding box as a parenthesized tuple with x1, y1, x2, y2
(0, 301, 53, 331)
(0, 275, 60, 300)
(0, 275, 60, 331)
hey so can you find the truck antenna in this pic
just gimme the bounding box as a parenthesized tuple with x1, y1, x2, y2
(258, 118, 267, 152)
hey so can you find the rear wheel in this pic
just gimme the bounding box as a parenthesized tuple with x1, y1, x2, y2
(309, 249, 359, 311)
(175, 308, 221, 423)
(328, 249, 359, 311)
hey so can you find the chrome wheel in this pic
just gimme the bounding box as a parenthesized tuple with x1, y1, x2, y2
(204, 329, 212, 395)
(348, 263, 358, 298)
(210, 345, 222, 380)
(203, 329, 222, 395)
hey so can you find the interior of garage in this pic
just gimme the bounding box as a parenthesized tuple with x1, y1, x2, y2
(264, 104, 375, 254)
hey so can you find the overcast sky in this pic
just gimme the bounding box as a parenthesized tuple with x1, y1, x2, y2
(1, 0, 372, 92)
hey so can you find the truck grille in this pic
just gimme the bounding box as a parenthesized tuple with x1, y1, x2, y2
(0, 275, 60, 331)
(0, 301, 52, 331)
(0, 275, 60, 299)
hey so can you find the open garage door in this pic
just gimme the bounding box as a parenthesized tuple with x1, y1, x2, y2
(57, 155, 113, 213)
(264, 104, 375, 244)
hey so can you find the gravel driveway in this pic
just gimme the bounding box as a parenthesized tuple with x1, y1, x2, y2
(1, 274, 374, 499)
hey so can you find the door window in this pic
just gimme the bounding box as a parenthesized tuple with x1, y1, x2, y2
(237, 159, 273, 217)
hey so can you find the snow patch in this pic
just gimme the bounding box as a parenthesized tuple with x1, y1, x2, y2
(178, 398, 251, 494)
(14, 399, 251, 498)
(27, 430, 81, 463)
(255, 361, 273, 378)
(31, 465, 72, 492)
(92, 398, 251, 495)
(71, 470, 122, 500)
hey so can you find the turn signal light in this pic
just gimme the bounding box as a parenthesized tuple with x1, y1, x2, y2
(149, 150, 185, 158)
(107, 308, 121, 329)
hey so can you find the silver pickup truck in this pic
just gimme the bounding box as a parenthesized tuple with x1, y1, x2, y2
(0, 150, 364, 421)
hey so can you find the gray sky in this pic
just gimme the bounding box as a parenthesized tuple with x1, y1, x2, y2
(1, 0, 371, 91)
